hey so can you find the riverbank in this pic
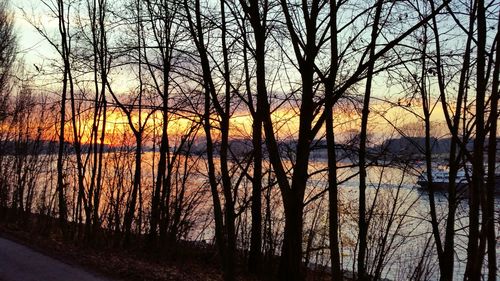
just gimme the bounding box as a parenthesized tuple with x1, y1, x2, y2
(0, 211, 357, 281)
(0, 218, 235, 281)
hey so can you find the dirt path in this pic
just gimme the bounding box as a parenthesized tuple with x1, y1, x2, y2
(0, 237, 115, 281)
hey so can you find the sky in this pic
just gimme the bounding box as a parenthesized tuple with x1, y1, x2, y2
(7, 0, 464, 146)
(13, 1, 59, 70)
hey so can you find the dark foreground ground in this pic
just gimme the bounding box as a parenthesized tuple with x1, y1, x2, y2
(0, 236, 114, 281)
(0, 214, 336, 281)
(0, 222, 235, 281)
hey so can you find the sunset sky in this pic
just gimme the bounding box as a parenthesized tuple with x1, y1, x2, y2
(10, 0, 457, 146)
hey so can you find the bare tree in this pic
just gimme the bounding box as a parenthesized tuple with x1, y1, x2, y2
(237, 0, 273, 273)
(141, 0, 182, 248)
(0, 0, 17, 216)
(83, 0, 110, 240)
(356, 1, 383, 279)
(106, 0, 155, 246)
(183, 0, 239, 278)
(484, 10, 499, 280)
(34, 0, 75, 234)
(0, 0, 16, 113)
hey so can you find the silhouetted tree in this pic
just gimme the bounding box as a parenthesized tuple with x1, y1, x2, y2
(0, 0, 16, 116)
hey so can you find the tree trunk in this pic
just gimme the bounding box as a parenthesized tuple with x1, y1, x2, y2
(55, 0, 69, 234)
(357, 1, 383, 279)
(279, 194, 305, 281)
(326, 0, 341, 278)
(465, 0, 487, 278)
(249, 109, 262, 273)
(241, 0, 266, 271)
(123, 133, 142, 246)
(485, 11, 499, 281)
(149, 106, 168, 245)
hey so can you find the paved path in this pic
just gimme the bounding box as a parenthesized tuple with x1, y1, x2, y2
(0, 237, 114, 281)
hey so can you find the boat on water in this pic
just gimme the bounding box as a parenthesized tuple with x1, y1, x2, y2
(417, 168, 500, 194)
(417, 169, 468, 190)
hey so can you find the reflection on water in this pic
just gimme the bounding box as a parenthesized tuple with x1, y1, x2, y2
(306, 162, 500, 280)
(9, 151, 499, 280)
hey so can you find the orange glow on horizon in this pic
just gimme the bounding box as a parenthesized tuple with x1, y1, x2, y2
(0, 98, 452, 148)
